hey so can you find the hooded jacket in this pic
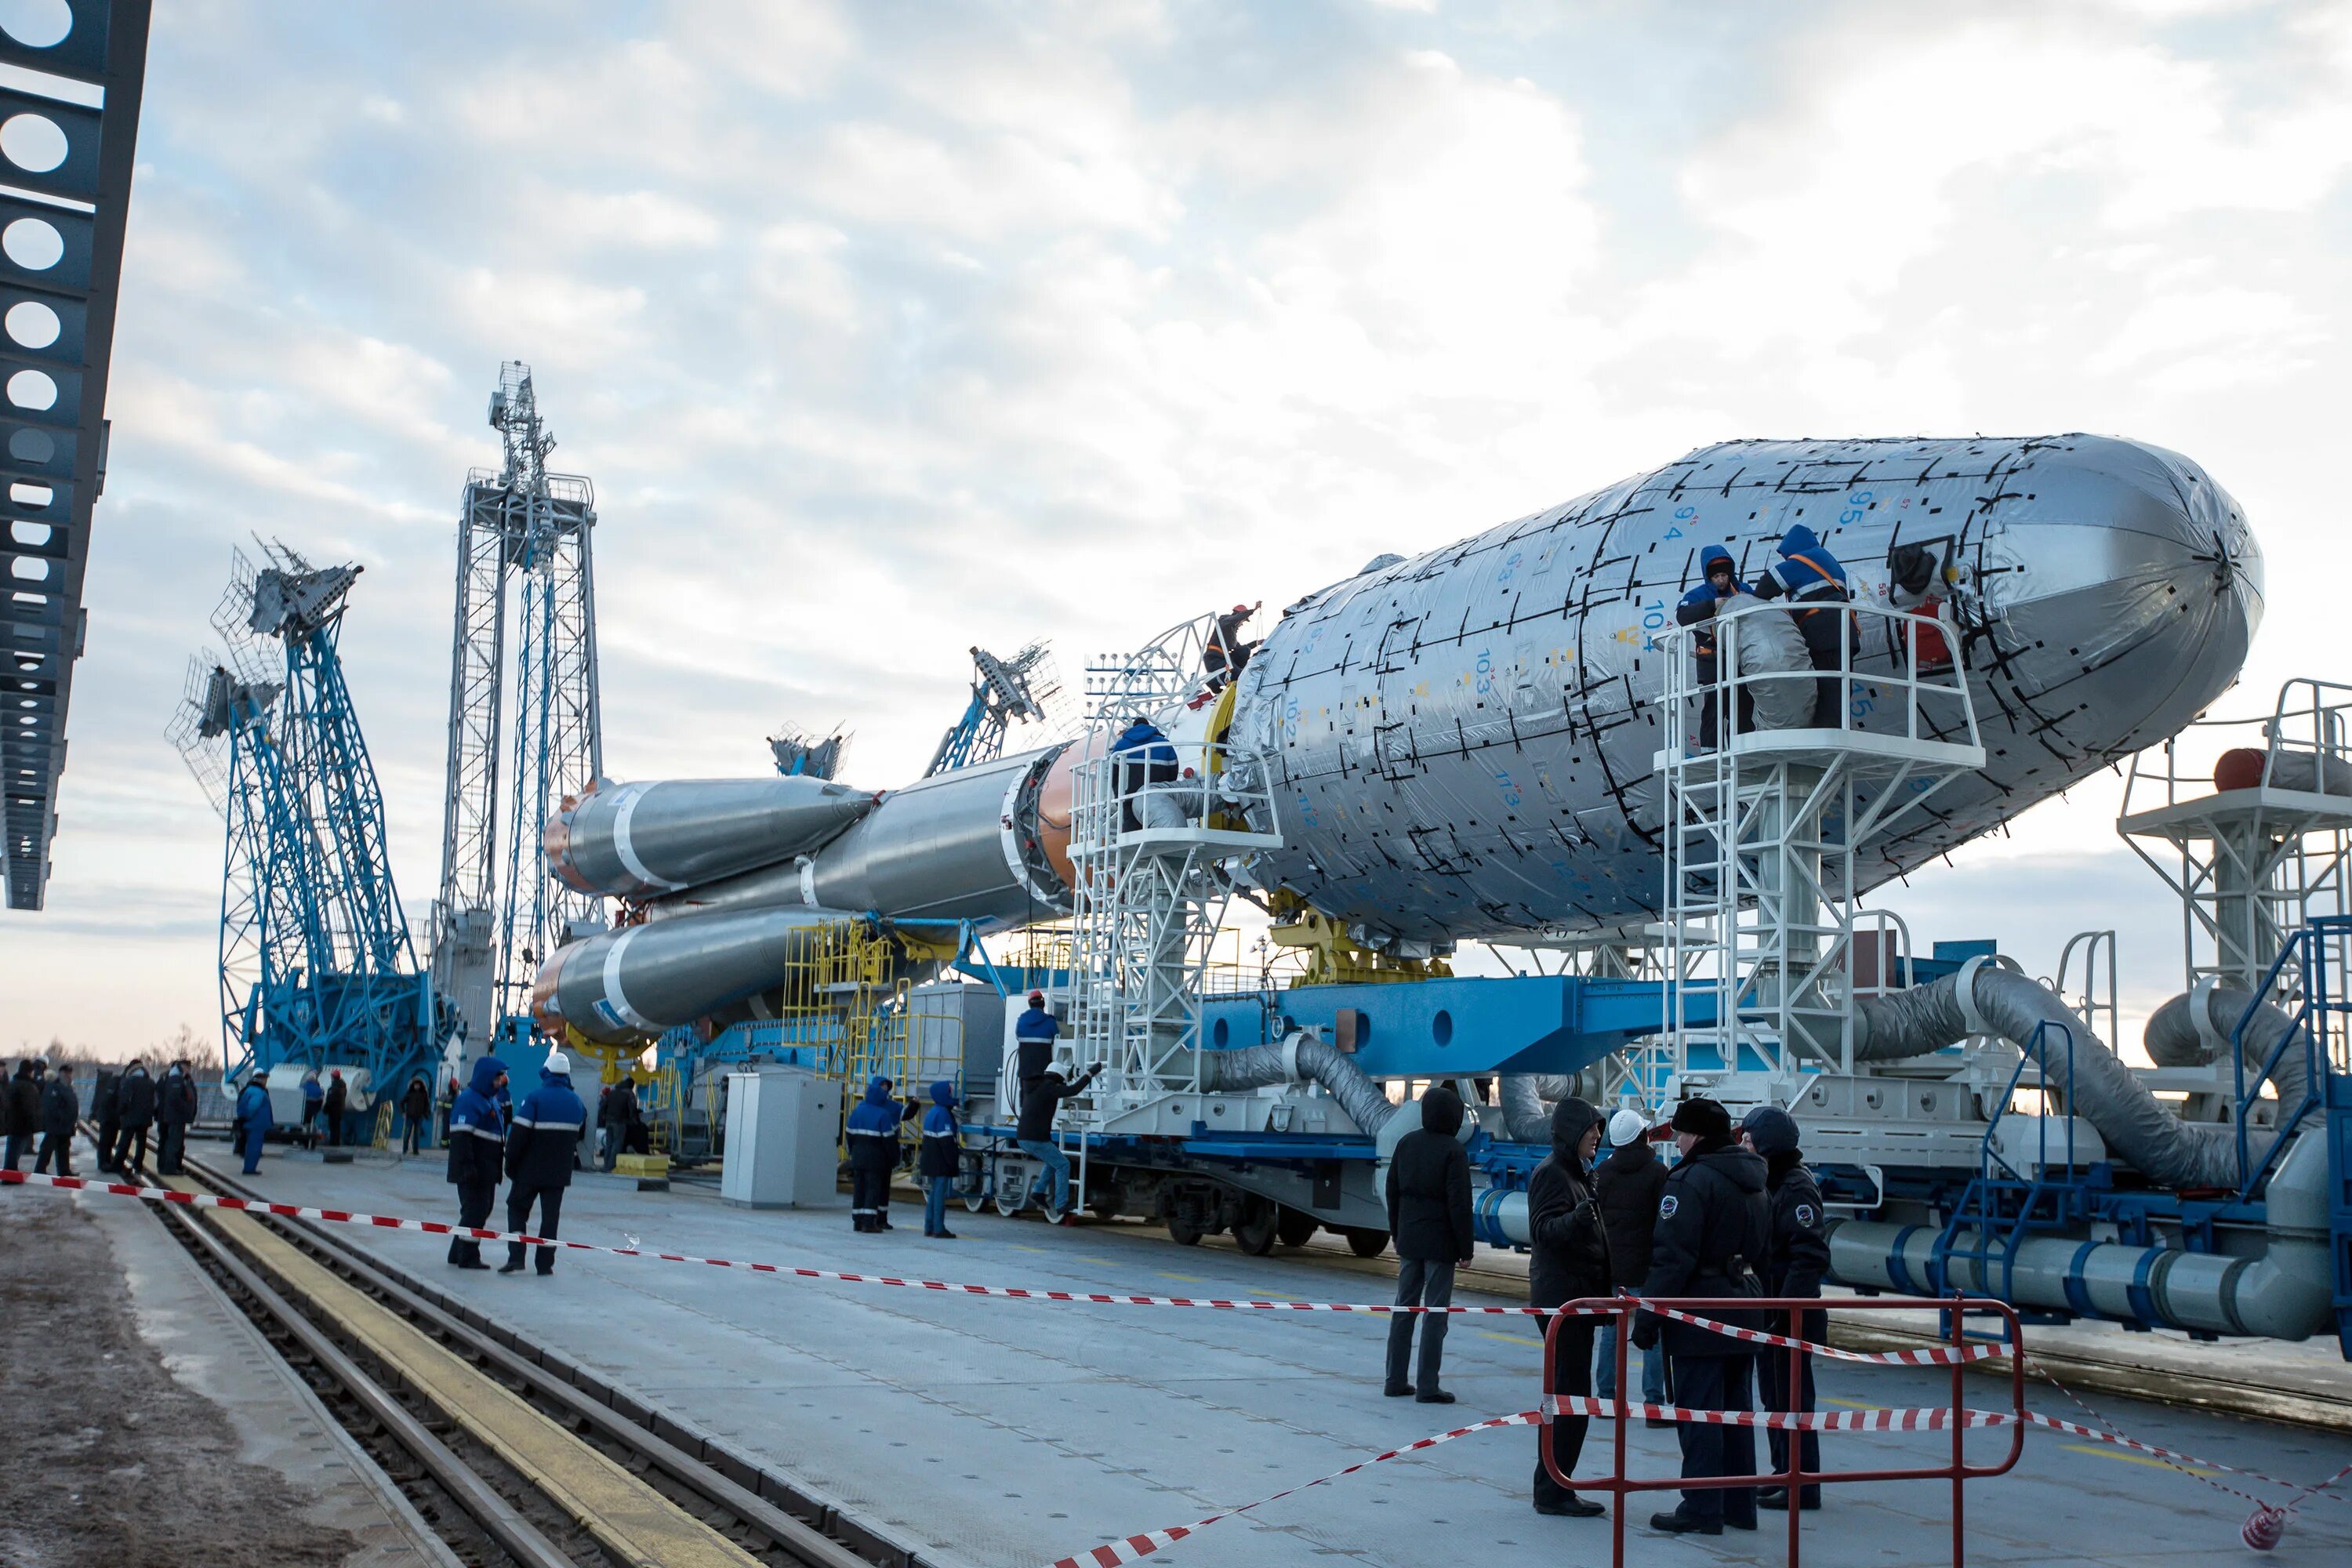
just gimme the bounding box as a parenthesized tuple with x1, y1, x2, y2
(1637, 1134, 1771, 1354)
(1384, 1085, 1475, 1265)
(845, 1076, 903, 1171)
(506, 1065, 587, 1189)
(446, 1055, 509, 1188)
(300, 1072, 324, 1107)
(400, 1077, 431, 1122)
(1675, 545, 1752, 634)
(918, 1081, 962, 1178)
(39, 1073, 78, 1138)
(5, 1065, 38, 1137)
(1527, 1098, 1612, 1311)
(1752, 524, 1849, 605)
(117, 1064, 155, 1127)
(1595, 1133, 1669, 1289)
(157, 1066, 199, 1129)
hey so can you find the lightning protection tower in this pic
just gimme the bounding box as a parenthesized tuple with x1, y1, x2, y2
(169, 546, 435, 1098)
(924, 641, 1061, 776)
(433, 362, 605, 1062)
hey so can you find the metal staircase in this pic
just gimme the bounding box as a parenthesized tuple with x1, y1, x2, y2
(1656, 599, 1984, 1102)
(1062, 619, 1283, 1135)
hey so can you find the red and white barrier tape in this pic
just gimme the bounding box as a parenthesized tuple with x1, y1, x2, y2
(1640, 1301, 2003, 1366)
(1044, 1407, 1545, 1568)
(8, 1169, 2341, 1552)
(1544, 1394, 2014, 1432)
(0, 1171, 1994, 1367)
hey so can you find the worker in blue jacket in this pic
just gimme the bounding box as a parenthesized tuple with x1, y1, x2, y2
(445, 1055, 508, 1269)
(845, 1076, 903, 1232)
(919, 1081, 962, 1239)
(1749, 524, 1853, 728)
(234, 1074, 274, 1174)
(1014, 989, 1059, 1085)
(501, 1051, 586, 1276)
(1110, 715, 1177, 832)
(1675, 546, 1752, 749)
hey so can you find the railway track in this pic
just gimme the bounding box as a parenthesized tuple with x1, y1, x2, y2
(157, 1152, 916, 1568)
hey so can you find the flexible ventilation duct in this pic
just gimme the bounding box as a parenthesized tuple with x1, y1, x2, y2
(1852, 964, 2317, 1190)
(1498, 1073, 1597, 1143)
(1200, 1035, 1397, 1138)
(2143, 985, 2312, 1115)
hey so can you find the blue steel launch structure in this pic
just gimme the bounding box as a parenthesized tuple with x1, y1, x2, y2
(923, 642, 1058, 778)
(170, 546, 436, 1100)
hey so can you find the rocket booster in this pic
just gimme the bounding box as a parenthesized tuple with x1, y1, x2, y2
(535, 432, 2260, 1042)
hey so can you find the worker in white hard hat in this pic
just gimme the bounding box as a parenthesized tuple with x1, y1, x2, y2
(501, 1051, 587, 1276)
(1593, 1109, 1670, 1421)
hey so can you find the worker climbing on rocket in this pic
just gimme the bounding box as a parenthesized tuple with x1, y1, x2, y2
(1749, 524, 1855, 728)
(1675, 546, 1751, 750)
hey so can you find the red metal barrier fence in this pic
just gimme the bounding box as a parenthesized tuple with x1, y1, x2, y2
(1542, 1294, 2028, 1568)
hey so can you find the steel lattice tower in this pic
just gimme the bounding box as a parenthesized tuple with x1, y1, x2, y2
(169, 546, 434, 1095)
(432, 363, 604, 1054)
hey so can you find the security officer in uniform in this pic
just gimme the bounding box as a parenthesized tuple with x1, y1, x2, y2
(1633, 1096, 1770, 1536)
(1743, 1103, 1831, 1510)
(502, 1051, 586, 1276)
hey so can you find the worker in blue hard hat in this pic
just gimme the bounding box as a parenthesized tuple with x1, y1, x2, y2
(1750, 524, 1855, 728)
(1676, 546, 1752, 749)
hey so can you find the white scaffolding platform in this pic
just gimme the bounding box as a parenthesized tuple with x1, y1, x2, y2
(1062, 619, 1283, 1133)
(2119, 679, 2352, 1020)
(1656, 600, 1984, 1106)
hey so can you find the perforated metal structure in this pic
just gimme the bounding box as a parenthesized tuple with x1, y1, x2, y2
(0, 0, 150, 910)
(432, 363, 604, 1051)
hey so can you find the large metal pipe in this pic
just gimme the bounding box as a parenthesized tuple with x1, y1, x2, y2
(1827, 1128, 2333, 1339)
(546, 777, 877, 900)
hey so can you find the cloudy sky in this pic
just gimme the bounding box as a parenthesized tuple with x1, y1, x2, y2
(4, 0, 2348, 1060)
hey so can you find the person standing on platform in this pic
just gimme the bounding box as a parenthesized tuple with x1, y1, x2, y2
(445, 1055, 508, 1270)
(34, 1062, 77, 1176)
(1675, 546, 1754, 750)
(234, 1073, 273, 1174)
(114, 1059, 154, 1180)
(1742, 1104, 1831, 1512)
(919, 1081, 962, 1239)
(1382, 1083, 1475, 1404)
(91, 1067, 120, 1174)
(1595, 1108, 1670, 1423)
(1634, 1096, 1770, 1537)
(846, 1076, 903, 1232)
(4, 1058, 40, 1171)
(155, 1059, 198, 1177)
(1748, 524, 1854, 728)
(500, 1052, 585, 1276)
(1528, 1096, 1612, 1518)
(322, 1070, 348, 1148)
(399, 1074, 432, 1156)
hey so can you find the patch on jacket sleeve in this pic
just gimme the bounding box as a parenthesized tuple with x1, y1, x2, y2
(1659, 1194, 1679, 1218)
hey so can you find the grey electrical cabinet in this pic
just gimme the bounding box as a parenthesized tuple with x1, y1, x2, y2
(720, 1068, 844, 1209)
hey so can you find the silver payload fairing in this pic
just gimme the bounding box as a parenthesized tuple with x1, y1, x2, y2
(535, 433, 2259, 1043)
